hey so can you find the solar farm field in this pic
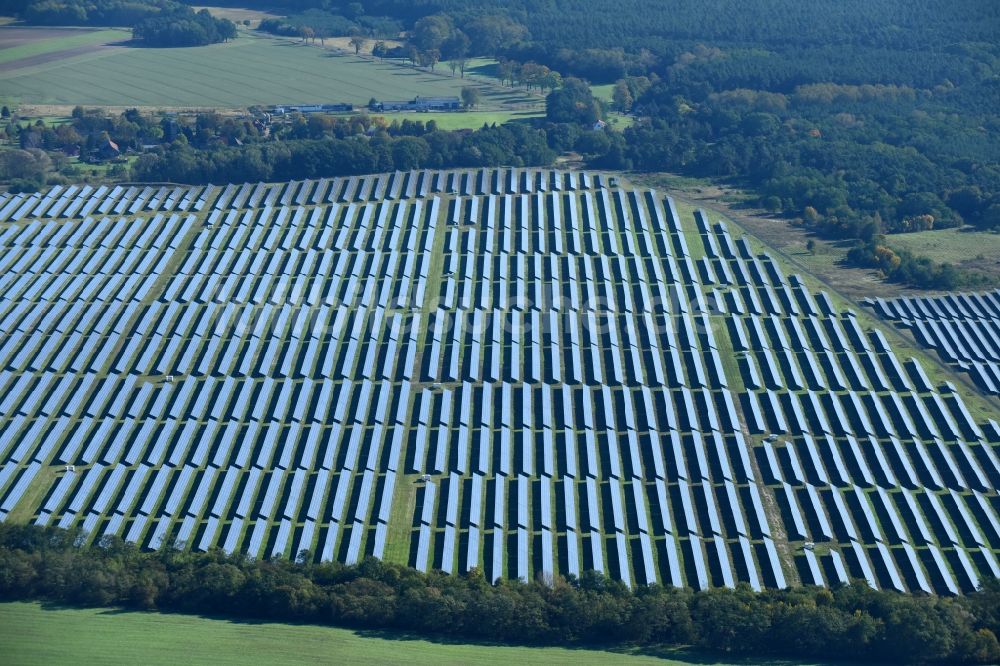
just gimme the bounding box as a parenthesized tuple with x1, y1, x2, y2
(0, 169, 999, 596)
(869, 291, 1000, 397)
(0, 33, 520, 110)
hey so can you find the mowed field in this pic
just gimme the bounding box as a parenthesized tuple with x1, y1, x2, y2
(0, 602, 739, 666)
(0, 32, 534, 111)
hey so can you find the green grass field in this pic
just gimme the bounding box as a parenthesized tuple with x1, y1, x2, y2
(591, 83, 615, 102)
(0, 28, 128, 65)
(0, 34, 529, 110)
(886, 227, 1000, 282)
(373, 109, 543, 130)
(463, 57, 500, 79)
(0, 602, 762, 666)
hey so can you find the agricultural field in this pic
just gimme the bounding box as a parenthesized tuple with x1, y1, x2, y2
(0, 169, 998, 596)
(869, 291, 1000, 397)
(2, 601, 711, 666)
(0, 32, 530, 112)
(0, 27, 128, 71)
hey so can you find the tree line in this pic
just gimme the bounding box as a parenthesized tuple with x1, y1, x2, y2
(0, 523, 998, 664)
(130, 122, 556, 184)
(2, 107, 572, 189)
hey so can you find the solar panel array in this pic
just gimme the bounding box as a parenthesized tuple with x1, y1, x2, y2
(870, 291, 1000, 397)
(706, 224, 1000, 593)
(0, 184, 210, 223)
(0, 168, 998, 595)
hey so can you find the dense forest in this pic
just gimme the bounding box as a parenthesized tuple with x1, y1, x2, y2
(209, 0, 999, 80)
(132, 6, 236, 46)
(1, 524, 999, 664)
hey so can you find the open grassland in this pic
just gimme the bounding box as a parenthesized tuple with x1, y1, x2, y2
(605, 114, 635, 129)
(887, 228, 1000, 284)
(591, 83, 615, 102)
(0, 34, 531, 111)
(588, 84, 635, 127)
(0, 602, 751, 666)
(464, 58, 499, 78)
